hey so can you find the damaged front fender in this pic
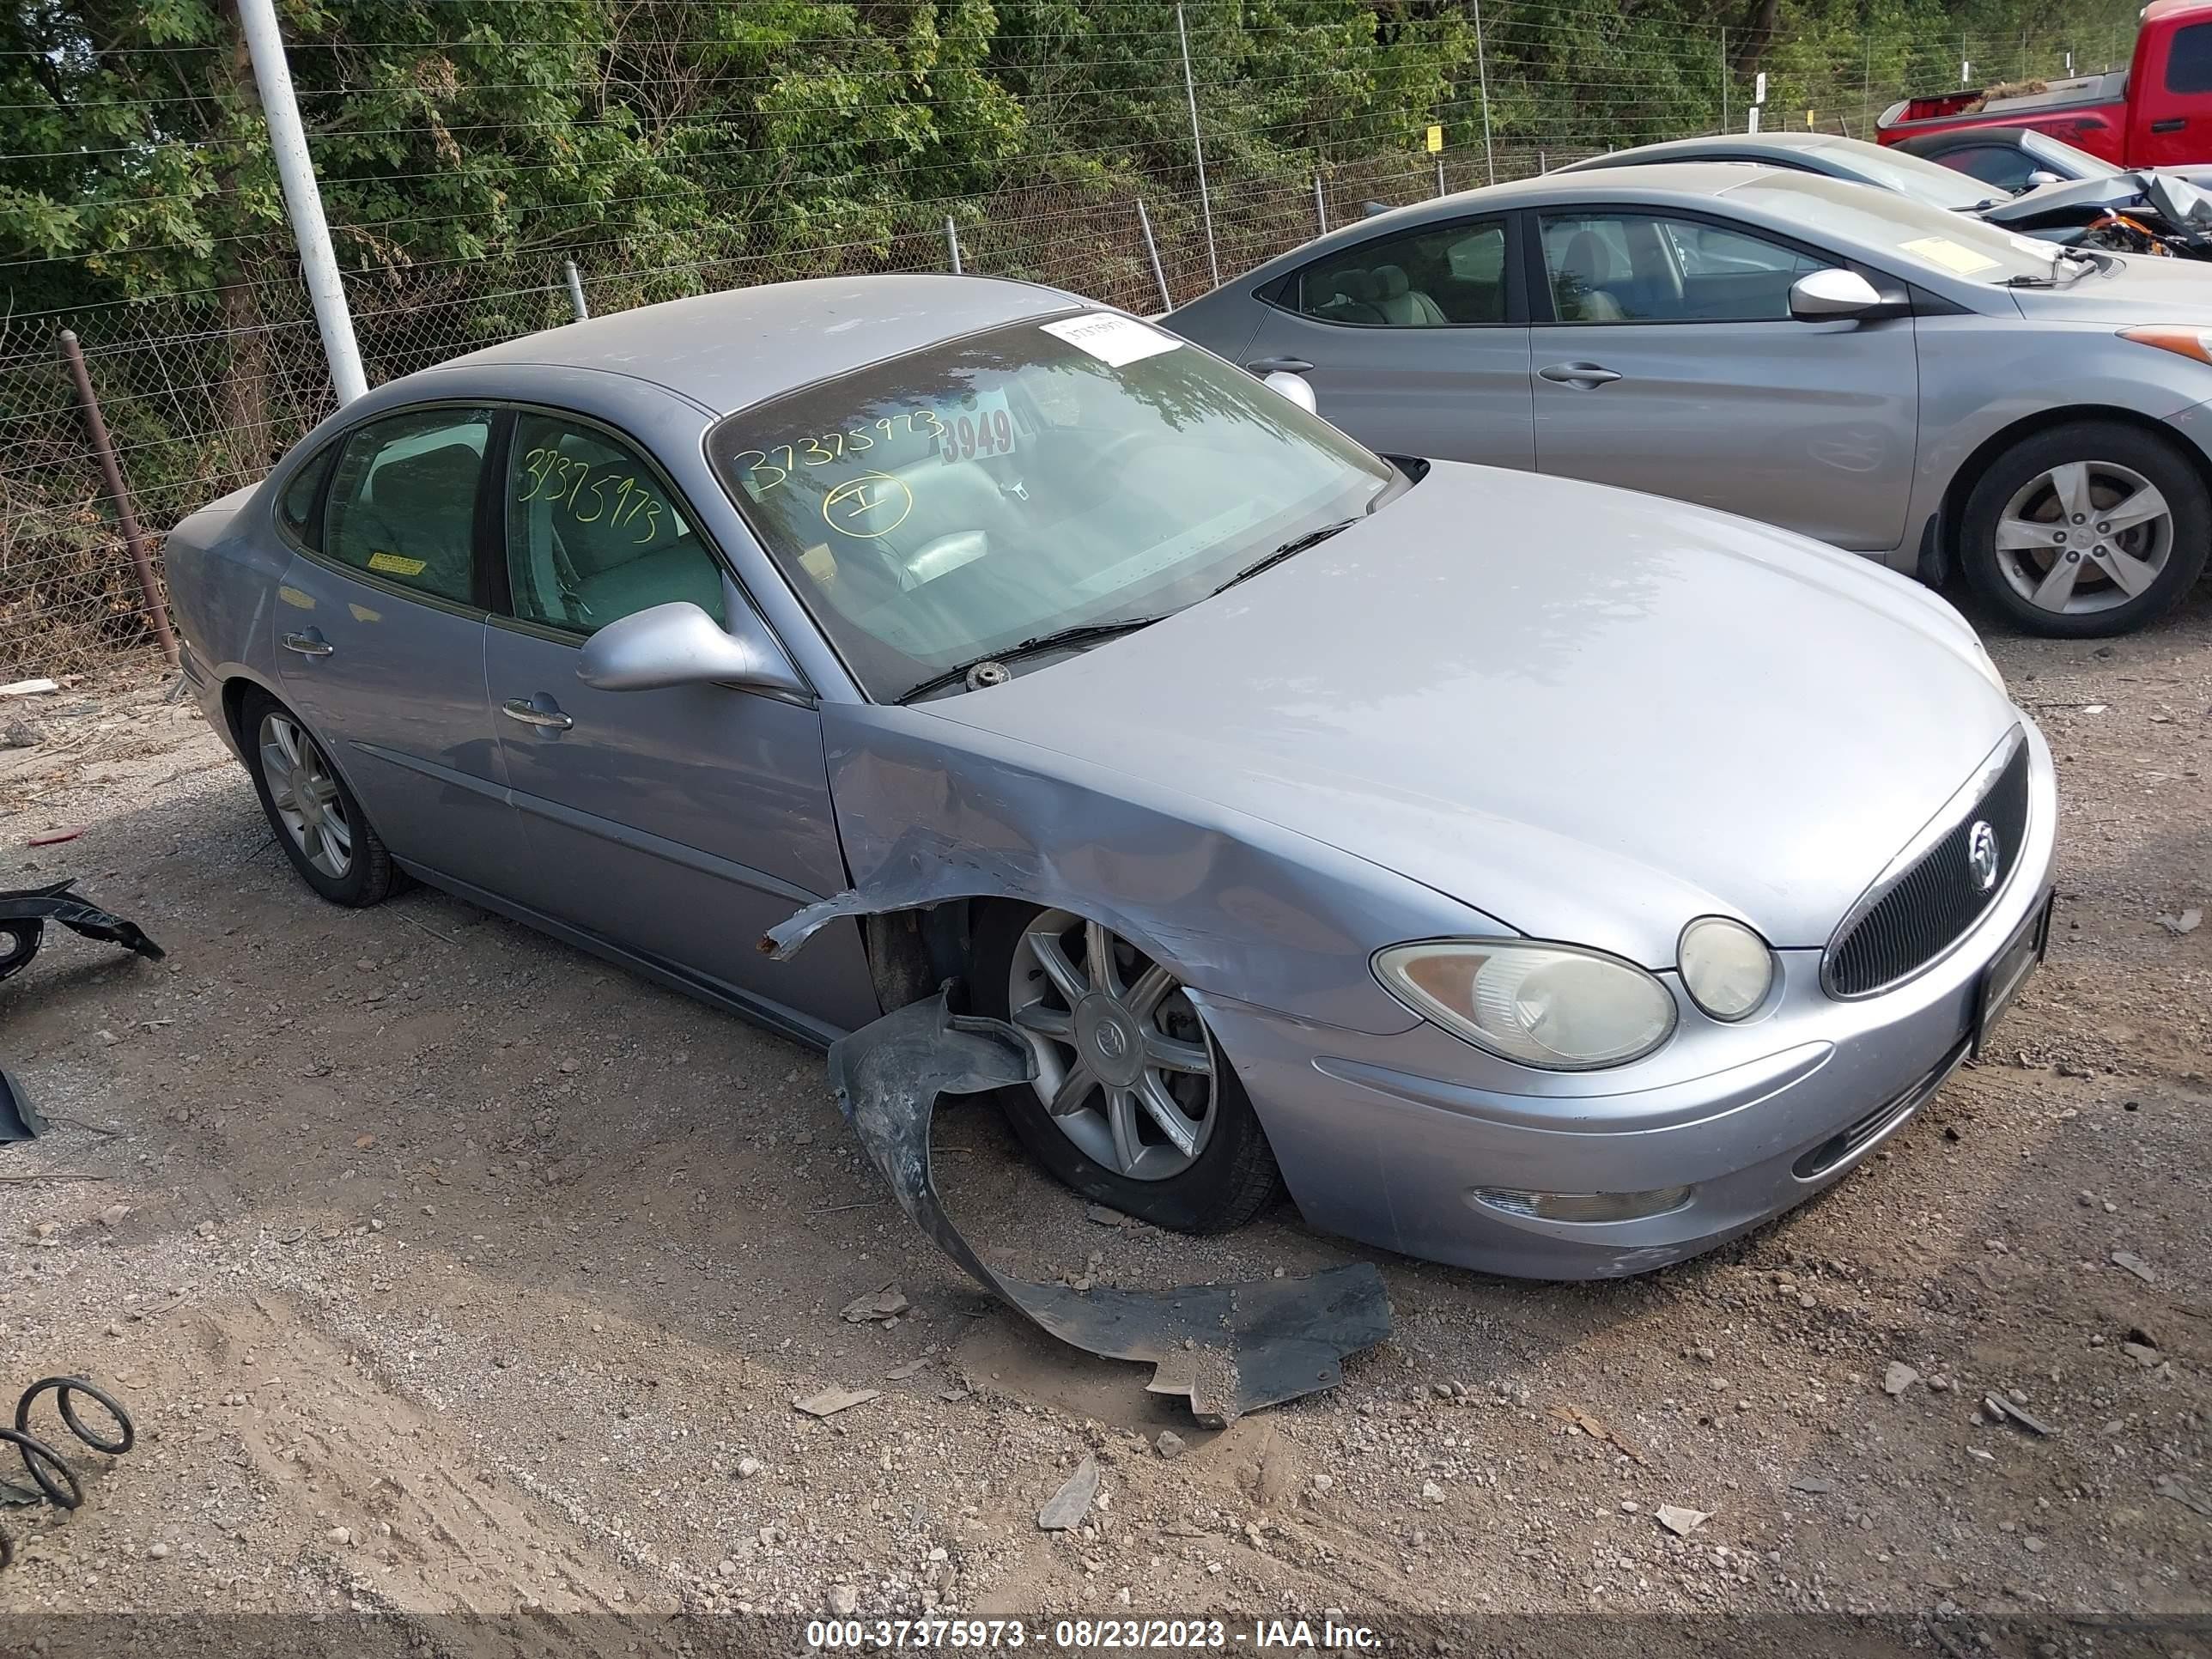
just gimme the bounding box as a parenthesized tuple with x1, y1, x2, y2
(769, 704, 1506, 1035)
(828, 993, 1391, 1425)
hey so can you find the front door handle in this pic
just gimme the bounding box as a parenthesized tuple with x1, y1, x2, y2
(2153, 117, 2187, 133)
(501, 697, 574, 732)
(1247, 356, 1316, 374)
(282, 629, 334, 657)
(1539, 362, 1623, 388)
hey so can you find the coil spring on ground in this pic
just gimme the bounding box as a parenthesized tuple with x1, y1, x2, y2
(0, 1376, 134, 1571)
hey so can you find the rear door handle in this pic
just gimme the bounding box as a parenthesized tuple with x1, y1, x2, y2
(2153, 118, 2188, 133)
(1247, 356, 1315, 374)
(1539, 362, 1623, 388)
(282, 629, 333, 657)
(501, 697, 574, 732)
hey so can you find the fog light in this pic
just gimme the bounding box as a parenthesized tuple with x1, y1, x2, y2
(1471, 1185, 1694, 1224)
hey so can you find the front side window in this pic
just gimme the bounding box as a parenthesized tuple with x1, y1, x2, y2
(502, 412, 724, 633)
(1540, 212, 1822, 323)
(707, 313, 1393, 700)
(322, 408, 491, 605)
(2169, 21, 2212, 93)
(1291, 219, 1509, 325)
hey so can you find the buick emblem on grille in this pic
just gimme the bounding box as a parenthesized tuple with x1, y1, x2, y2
(1966, 820, 2000, 893)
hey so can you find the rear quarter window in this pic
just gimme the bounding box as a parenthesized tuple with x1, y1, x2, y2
(2167, 21, 2212, 94)
(276, 447, 335, 551)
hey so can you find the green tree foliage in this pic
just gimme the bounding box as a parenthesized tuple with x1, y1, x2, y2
(0, 0, 2149, 666)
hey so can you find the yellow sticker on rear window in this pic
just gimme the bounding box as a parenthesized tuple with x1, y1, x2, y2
(1899, 235, 2001, 276)
(366, 550, 426, 577)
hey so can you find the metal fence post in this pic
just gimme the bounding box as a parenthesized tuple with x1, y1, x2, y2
(236, 0, 366, 404)
(1312, 173, 1328, 234)
(1473, 0, 1496, 185)
(1136, 199, 1174, 313)
(1435, 155, 1447, 197)
(57, 331, 178, 668)
(1176, 3, 1219, 289)
(562, 258, 589, 322)
(1720, 27, 1729, 132)
(945, 216, 963, 276)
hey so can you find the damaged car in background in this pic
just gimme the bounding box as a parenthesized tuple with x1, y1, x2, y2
(161, 276, 2056, 1280)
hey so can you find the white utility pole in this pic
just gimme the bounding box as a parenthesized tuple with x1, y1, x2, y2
(236, 0, 367, 404)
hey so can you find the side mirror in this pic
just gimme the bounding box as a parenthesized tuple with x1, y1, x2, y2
(577, 600, 808, 697)
(1789, 267, 1886, 321)
(2025, 169, 2063, 188)
(1261, 369, 1318, 414)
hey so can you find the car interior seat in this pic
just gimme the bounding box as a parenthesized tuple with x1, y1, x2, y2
(345, 441, 480, 599)
(1556, 231, 1627, 322)
(1369, 264, 1449, 326)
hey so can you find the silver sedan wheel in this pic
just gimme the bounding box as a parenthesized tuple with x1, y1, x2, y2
(258, 712, 353, 880)
(1994, 459, 2172, 617)
(1006, 909, 1218, 1182)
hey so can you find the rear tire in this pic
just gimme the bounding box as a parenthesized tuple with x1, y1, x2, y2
(237, 685, 397, 908)
(1960, 421, 2208, 637)
(971, 902, 1281, 1234)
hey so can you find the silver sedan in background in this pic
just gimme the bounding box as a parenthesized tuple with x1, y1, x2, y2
(1164, 161, 2212, 636)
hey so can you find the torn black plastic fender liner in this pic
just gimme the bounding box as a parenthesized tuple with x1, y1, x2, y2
(0, 880, 165, 984)
(0, 1066, 42, 1145)
(827, 993, 1392, 1425)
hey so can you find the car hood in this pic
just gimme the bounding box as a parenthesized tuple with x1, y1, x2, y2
(921, 465, 2018, 967)
(2011, 252, 2212, 321)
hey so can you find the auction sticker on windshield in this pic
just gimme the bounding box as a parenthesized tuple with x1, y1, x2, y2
(1041, 312, 1182, 368)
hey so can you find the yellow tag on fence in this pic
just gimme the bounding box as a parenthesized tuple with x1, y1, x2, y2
(1425, 124, 1443, 154)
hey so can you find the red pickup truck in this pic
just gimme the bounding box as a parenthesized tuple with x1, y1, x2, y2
(1877, 0, 2212, 168)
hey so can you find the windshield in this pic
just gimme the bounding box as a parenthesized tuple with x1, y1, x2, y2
(2021, 130, 2120, 178)
(708, 313, 1393, 700)
(1808, 138, 2000, 210)
(1723, 171, 2069, 283)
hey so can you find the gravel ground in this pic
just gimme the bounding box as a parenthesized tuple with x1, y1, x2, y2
(0, 577, 2207, 1656)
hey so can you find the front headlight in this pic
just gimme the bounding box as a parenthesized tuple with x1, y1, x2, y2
(1678, 916, 1776, 1021)
(1967, 636, 2005, 696)
(1375, 940, 1677, 1070)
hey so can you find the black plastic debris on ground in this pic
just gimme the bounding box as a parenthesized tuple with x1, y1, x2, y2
(827, 991, 1392, 1425)
(1, 879, 164, 985)
(0, 1066, 42, 1143)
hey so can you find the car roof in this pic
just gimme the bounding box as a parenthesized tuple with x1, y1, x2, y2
(1562, 132, 1838, 167)
(1274, 161, 1792, 252)
(429, 274, 1079, 416)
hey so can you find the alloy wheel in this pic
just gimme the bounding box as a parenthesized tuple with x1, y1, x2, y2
(1005, 909, 1218, 1182)
(258, 712, 354, 880)
(1993, 459, 2173, 617)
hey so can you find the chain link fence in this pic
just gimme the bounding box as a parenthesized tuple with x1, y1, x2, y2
(0, 9, 2139, 681)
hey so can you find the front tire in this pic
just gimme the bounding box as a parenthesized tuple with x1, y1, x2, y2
(1960, 421, 2209, 637)
(972, 903, 1281, 1234)
(238, 686, 396, 908)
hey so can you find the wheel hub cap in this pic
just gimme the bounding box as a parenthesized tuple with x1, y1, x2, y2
(1075, 994, 1145, 1088)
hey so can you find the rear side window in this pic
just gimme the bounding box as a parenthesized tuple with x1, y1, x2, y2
(322, 408, 493, 605)
(2168, 21, 2212, 93)
(1291, 218, 1510, 326)
(276, 447, 334, 550)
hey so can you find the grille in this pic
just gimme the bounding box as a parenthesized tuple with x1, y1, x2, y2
(1826, 738, 2030, 999)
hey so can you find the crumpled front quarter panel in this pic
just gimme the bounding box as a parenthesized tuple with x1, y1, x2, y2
(807, 702, 1511, 1035)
